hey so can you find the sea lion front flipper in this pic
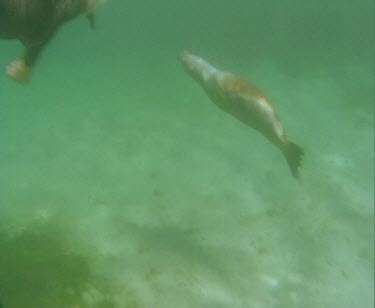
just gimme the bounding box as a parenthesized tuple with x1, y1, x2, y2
(6, 59, 31, 84)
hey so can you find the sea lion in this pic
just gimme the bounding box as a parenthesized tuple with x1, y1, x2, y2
(0, 0, 101, 84)
(180, 51, 304, 179)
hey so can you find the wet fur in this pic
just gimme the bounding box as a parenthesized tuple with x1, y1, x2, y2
(0, 0, 92, 68)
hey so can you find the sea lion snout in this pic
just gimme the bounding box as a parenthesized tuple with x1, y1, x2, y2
(180, 51, 210, 73)
(179, 50, 192, 61)
(180, 51, 198, 73)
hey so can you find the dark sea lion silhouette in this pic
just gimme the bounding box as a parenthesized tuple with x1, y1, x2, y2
(0, 0, 100, 83)
(180, 51, 304, 179)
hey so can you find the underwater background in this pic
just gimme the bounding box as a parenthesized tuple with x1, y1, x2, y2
(0, 0, 374, 307)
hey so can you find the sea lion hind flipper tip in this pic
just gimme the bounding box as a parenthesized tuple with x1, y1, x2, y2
(283, 141, 304, 179)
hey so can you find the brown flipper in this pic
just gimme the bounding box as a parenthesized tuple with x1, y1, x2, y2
(283, 141, 304, 179)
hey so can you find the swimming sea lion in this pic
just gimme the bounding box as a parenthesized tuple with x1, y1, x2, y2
(0, 0, 101, 83)
(180, 51, 304, 179)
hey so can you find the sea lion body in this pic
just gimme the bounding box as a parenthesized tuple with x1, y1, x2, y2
(180, 51, 304, 178)
(0, 0, 99, 83)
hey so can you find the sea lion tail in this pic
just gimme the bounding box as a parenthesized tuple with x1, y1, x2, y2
(283, 141, 304, 179)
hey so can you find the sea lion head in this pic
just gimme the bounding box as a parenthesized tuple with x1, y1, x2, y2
(180, 50, 219, 85)
(179, 50, 209, 83)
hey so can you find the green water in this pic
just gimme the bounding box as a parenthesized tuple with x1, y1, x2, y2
(0, 1, 374, 307)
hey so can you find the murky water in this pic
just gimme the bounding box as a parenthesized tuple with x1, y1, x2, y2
(0, 1, 374, 307)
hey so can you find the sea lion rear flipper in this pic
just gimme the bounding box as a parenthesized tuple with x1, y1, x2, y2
(283, 141, 304, 179)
